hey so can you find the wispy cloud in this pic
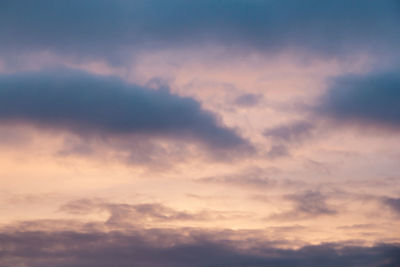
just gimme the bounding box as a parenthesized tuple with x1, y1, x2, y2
(59, 199, 224, 226)
(269, 191, 337, 221)
(263, 120, 315, 158)
(382, 197, 400, 216)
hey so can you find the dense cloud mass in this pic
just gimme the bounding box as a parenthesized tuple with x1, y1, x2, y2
(317, 69, 400, 130)
(0, 0, 399, 64)
(0, 227, 399, 267)
(0, 70, 250, 151)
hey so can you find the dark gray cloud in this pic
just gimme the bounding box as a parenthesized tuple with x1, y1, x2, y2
(0, 225, 399, 267)
(270, 191, 337, 220)
(317, 69, 400, 130)
(0, 0, 399, 65)
(0, 70, 251, 154)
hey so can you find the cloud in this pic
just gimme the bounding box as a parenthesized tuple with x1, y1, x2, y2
(197, 167, 274, 189)
(264, 121, 314, 143)
(0, 69, 252, 159)
(317, 69, 400, 131)
(0, 0, 399, 66)
(234, 93, 262, 107)
(59, 199, 221, 226)
(0, 224, 399, 267)
(303, 159, 331, 175)
(382, 197, 400, 216)
(287, 191, 337, 216)
(266, 144, 291, 159)
(270, 191, 337, 220)
(263, 120, 315, 158)
(197, 167, 307, 192)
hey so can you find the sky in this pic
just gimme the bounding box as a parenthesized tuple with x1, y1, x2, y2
(0, 0, 400, 266)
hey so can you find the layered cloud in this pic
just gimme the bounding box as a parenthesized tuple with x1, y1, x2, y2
(1, 1, 400, 265)
(1, 0, 399, 66)
(0, 221, 399, 267)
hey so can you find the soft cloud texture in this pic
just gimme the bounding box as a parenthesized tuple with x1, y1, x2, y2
(234, 93, 262, 107)
(59, 199, 223, 226)
(1, 0, 399, 66)
(270, 191, 337, 220)
(0, 225, 399, 267)
(0, 70, 251, 155)
(264, 120, 315, 158)
(1, 1, 400, 265)
(198, 167, 274, 189)
(317, 69, 400, 131)
(382, 197, 400, 216)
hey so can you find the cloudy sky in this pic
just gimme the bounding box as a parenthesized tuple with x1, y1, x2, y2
(1, 1, 400, 266)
